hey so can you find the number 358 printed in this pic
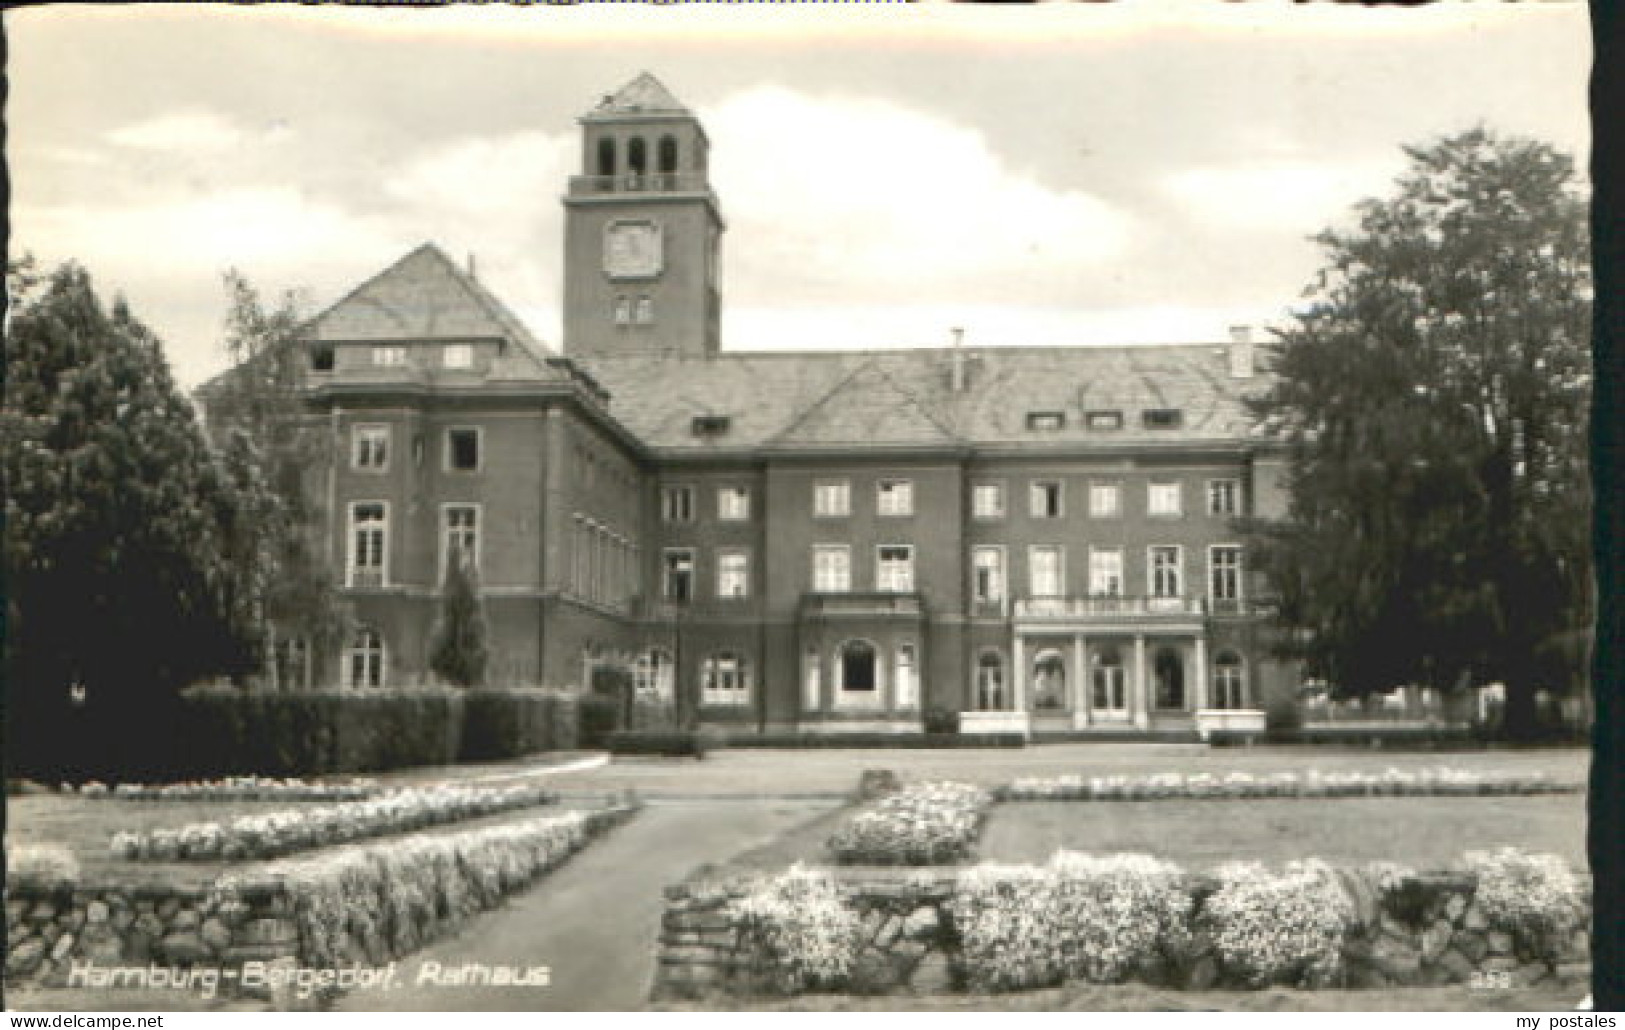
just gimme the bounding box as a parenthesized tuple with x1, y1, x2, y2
(1471, 970, 1513, 989)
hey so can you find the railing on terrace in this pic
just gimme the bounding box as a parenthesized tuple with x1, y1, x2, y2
(568, 173, 713, 196)
(1013, 595, 1205, 619)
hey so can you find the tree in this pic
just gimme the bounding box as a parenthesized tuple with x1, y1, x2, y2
(3, 261, 260, 773)
(429, 555, 489, 688)
(1248, 128, 1593, 739)
(201, 271, 350, 687)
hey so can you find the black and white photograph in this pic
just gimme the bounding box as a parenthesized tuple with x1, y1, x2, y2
(2, 2, 1609, 1019)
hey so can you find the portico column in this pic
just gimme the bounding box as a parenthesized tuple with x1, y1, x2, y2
(1193, 635, 1209, 712)
(1074, 634, 1090, 728)
(1133, 634, 1150, 729)
(1012, 634, 1027, 712)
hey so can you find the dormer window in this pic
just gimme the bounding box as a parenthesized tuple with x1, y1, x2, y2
(691, 414, 731, 436)
(1143, 408, 1183, 429)
(372, 346, 406, 367)
(1026, 411, 1065, 431)
(443, 344, 474, 369)
(1086, 410, 1123, 431)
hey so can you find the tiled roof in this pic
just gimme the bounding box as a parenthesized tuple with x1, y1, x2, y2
(582, 345, 1266, 453)
(587, 72, 688, 117)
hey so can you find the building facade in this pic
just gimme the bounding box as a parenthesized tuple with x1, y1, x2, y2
(255, 73, 1298, 738)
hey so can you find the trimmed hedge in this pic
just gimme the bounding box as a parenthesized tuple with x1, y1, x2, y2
(607, 729, 712, 758)
(1265, 724, 1475, 749)
(460, 687, 579, 761)
(727, 732, 1027, 750)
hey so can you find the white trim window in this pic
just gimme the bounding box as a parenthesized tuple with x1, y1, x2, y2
(442, 343, 474, 369)
(813, 479, 850, 518)
(1088, 547, 1124, 597)
(971, 482, 1004, 520)
(1030, 480, 1064, 519)
(1213, 652, 1246, 710)
(634, 649, 674, 698)
(347, 502, 388, 588)
(442, 504, 480, 580)
(345, 627, 385, 688)
(661, 485, 696, 523)
(1148, 481, 1182, 517)
(662, 548, 695, 602)
(352, 425, 390, 471)
(1208, 479, 1240, 517)
(717, 486, 751, 521)
(972, 546, 1005, 604)
(717, 548, 750, 599)
(371, 345, 406, 367)
(877, 479, 914, 517)
(813, 545, 851, 592)
(876, 545, 915, 592)
(445, 427, 482, 472)
(1029, 545, 1064, 598)
(1088, 482, 1121, 518)
(894, 644, 919, 709)
(1149, 545, 1183, 599)
(701, 652, 750, 706)
(1210, 545, 1243, 604)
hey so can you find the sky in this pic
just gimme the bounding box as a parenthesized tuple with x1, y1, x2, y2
(7, 2, 1592, 389)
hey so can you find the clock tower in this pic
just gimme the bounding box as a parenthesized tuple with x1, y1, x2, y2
(563, 73, 724, 362)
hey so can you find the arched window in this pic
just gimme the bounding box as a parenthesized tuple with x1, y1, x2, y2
(894, 644, 918, 709)
(701, 652, 749, 706)
(1091, 646, 1126, 714)
(596, 137, 617, 178)
(1153, 646, 1185, 709)
(976, 651, 1005, 711)
(658, 134, 679, 174)
(836, 640, 880, 701)
(1032, 649, 1067, 711)
(628, 137, 648, 176)
(346, 628, 384, 688)
(1212, 651, 1245, 710)
(634, 648, 674, 697)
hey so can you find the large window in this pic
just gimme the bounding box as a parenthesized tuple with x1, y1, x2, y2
(813, 545, 851, 592)
(446, 428, 481, 472)
(661, 485, 695, 523)
(1148, 481, 1182, 517)
(1210, 546, 1243, 605)
(1149, 546, 1182, 599)
(1088, 547, 1124, 597)
(813, 479, 850, 518)
(717, 486, 751, 521)
(372, 346, 406, 367)
(442, 504, 479, 580)
(877, 479, 914, 517)
(976, 651, 1006, 711)
(1029, 545, 1064, 597)
(972, 482, 1004, 520)
(876, 545, 915, 592)
(717, 549, 749, 599)
(1030, 480, 1064, 519)
(1212, 652, 1246, 710)
(1208, 479, 1240, 517)
(837, 640, 879, 695)
(345, 628, 385, 688)
(701, 652, 750, 706)
(352, 425, 390, 471)
(1089, 482, 1121, 518)
(662, 548, 694, 602)
(1153, 647, 1185, 709)
(347, 502, 388, 588)
(972, 546, 1005, 604)
(1091, 647, 1127, 714)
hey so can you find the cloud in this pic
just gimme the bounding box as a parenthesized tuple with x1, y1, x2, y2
(1159, 159, 1403, 233)
(106, 111, 250, 152)
(383, 130, 574, 220)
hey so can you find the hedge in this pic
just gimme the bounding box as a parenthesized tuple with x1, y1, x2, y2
(459, 687, 579, 761)
(607, 729, 712, 758)
(578, 693, 622, 749)
(726, 732, 1027, 750)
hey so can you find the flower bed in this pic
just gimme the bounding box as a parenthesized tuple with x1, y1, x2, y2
(827, 782, 992, 865)
(66, 777, 381, 803)
(109, 783, 557, 862)
(1202, 859, 1354, 987)
(999, 767, 1577, 802)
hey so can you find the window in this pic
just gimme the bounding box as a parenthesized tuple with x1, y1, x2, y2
(1143, 408, 1183, 429)
(352, 425, 389, 471)
(596, 137, 617, 177)
(813, 545, 851, 592)
(662, 549, 694, 602)
(446, 428, 481, 472)
(614, 296, 631, 325)
(635, 296, 654, 324)
(971, 482, 1005, 520)
(837, 640, 879, 694)
(701, 652, 750, 706)
(1029, 545, 1064, 597)
(1026, 411, 1065, 431)
(634, 649, 674, 697)
(1148, 481, 1182, 517)
(717, 486, 751, 521)
(972, 546, 1005, 604)
(345, 628, 385, 688)
(442, 504, 479, 580)
(813, 479, 850, 518)
(803, 651, 822, 712)
(1149, 545, 1183, 599)
(876, 545, 915, 592)
(1208, 479, 1240, 517)
(271, 635, 311, 690)
(692, 415, 731, 436)
(894, 644, 918, 709)
(1086, 410, 1123, 431)
(717, 549, 749, 599)
(976, 652, 1006, 711)
(1154, 647, 1185, 709)
(347, 502, 388, 588)
(661, 485, 695, 523)
(1030, 480, 1064, 519)
(1033, 650, 1067, 711)
(1091, 647, 1127, 713)
(877, 479, 914, 517)
(628, 136, 648, 175)
(1210, 545, 1243, 604)
(372, 346, 406, 367)
(1213, 652, 1246, 710)
(658, 134, 679, 174)
(1089, 548, 1124, 597)
(443, 344, 474, 369)
(310, 344, 335, 372)
(1088, 482, 1120, 518)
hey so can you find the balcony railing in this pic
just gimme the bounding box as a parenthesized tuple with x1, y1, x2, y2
(568, 172, 712, 196)
(800, 591, 924, 618)
(1013, 595, 1205, 620)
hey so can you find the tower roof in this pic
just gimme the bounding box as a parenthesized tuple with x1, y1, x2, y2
(587, 72, 689, 118)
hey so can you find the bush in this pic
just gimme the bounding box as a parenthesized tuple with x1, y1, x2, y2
(180, 686, 465, 777)
(827, 781, 991, 865)
(5, 843, 80, 891)
(578, 693, 622, 749)
(730, 865, 863, 993)
(606, 729, 710, 758)
(1201, 859, 1354, 988)
(950, 852, 1190, 992)
(459, 688, 579, 761)
(1464, 847, 1585, 961)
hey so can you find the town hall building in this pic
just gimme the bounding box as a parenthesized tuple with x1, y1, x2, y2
(256, 73, 1298, 739)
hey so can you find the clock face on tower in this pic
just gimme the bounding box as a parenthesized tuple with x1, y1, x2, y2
(603, 220, 663, 280)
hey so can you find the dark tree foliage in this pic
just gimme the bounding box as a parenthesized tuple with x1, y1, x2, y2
(429, 555, 489, 688)
(3, 261, 261, 772)
(1248, 129, 1593, 739)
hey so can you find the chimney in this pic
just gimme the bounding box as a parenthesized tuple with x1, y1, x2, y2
(467, 253, 478, 280)
(1228, 324, 1254, 379)
(950, 326, 967, 392)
